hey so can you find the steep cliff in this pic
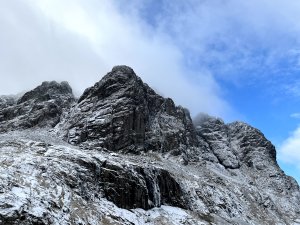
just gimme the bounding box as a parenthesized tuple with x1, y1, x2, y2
(56, 66, 196, 155)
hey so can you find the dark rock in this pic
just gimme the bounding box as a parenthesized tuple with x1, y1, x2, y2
(156, 169, 186, 208)
(100, 161, 186, 210)
(228, 121, 277, 166)
(0, 211, 51, 225)
(0, 81, 75, 132)
(194, 114, 240, 169)
(194, 115, 277, 170)
(17, 81, 72, 104)
(57, 66, 197, 154)
(0, 66, 299, 224)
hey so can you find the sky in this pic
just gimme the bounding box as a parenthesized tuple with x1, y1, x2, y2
(1, 0, 300, 182)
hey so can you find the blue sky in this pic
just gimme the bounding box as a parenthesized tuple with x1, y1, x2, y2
(126, 0, 300, 182)
(1, 0, 300, 182)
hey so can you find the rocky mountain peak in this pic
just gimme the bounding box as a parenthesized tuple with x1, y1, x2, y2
(0, 66, 299, 225)
(193, 113, 278, 170)
(0, 81, 75, 132)
(57, 66, 197, 154)
(78, 65, 141, 103)
(110, 65, 136, 78)
(228, 121, 277, 168)
(18, 81, 73, 104)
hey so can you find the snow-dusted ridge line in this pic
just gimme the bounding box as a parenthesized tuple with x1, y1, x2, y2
(0, 66, 299, 224)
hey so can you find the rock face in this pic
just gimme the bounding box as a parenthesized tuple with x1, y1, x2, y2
(0, 66, 299, 225)
(194, 114, 240, 169)
(56, 66, 196, 154)
(101, 161, 186, 210)
(0, 81, 74, 133)
(0, 95, 16, 108)
(193, 115, 300, 222)
(0, 134, 189, 225)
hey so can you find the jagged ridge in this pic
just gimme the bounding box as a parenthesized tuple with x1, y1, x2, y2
(0, 66, 299, 225)
(56, 65, 196, 155)
(0, 81, 74, 132)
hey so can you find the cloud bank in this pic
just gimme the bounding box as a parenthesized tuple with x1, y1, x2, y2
(0, 0, 232, 118)
(124, 0, 300, 93)
(279, 126, 300, 171)
(2, 0, 300, 118)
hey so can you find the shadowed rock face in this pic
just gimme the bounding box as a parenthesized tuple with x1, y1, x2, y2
(101, 161, 186, 210)
(57, 65, 197, 154)
(0, 81, 74, 132)
(0, 66, 299, 225)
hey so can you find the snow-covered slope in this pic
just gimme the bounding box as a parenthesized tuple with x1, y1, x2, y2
(0, 66, 299, 225)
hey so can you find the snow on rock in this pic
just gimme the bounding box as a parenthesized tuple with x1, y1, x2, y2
(0, 66, 299, 225)
(55, 65, 197, 156)
(0, 81, 74, 133)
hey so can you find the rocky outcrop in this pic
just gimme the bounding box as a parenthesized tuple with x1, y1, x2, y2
(0, 66, 299, 225)
(56, 66, 197, 154)
(0, 81, 74, 132)
(0, 95, 16, 108)
(0, 129, 299, 225)
(193, 114, 278, 170)
(228, 121, 276, 169)
(192, 114, 300, 221)
(194, 114, 240, 169)
(101, 161, 186, 210)
(0, 135, 190, 225)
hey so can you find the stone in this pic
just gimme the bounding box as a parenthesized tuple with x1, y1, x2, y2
(194, 114, 240, 169)
(56, 66, 197, 155)
(0, 81, 75, 132)
(0, 66, 299, 224)
(100, 161, 186, 210)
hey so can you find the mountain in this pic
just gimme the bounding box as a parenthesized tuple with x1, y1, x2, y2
(0, 81, 74, 132)
(0, 66, 299, 225)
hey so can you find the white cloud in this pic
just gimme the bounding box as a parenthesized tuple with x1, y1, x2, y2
(291, 113, 300, 119)
(128, 0, 300, 84)
(0, 0, 103, 95)
(3, 0, 300, 119)
(0, 0, 233, 119)
(279, 126, 300, 169)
